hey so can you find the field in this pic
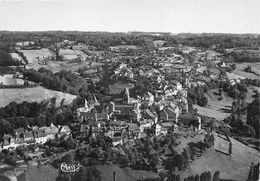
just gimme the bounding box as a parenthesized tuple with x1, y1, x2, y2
(195, 89, 233, 121)
(0, 86, 76, 107)
(110, 45, 140, 50)
(0, 74, 24, 85)
(232, 62, 260, 80)
(177, 132, 259, 181)
(9, 52, 24, 62)
(59, 48, 88, 60)
(20, 48, 54, 63)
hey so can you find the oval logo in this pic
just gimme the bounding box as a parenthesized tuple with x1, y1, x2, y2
(60, 162, 81, 173)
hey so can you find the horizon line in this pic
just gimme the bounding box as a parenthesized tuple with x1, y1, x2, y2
(0, 30, 259, 35)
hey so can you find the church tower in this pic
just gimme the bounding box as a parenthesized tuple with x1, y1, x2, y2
(124, 87, 130, 104)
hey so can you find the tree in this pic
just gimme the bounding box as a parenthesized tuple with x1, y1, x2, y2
(213, 171, 220, 181)
(198, 95, 208, 107)
(4, 156, 17, 167)
(228, 142, 232, 155)
(0, 119, 13, 136)
(61, 153, 74, 164)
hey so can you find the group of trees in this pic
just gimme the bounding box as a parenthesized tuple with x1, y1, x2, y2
(0, 49, 23, 67)
(230, 50, 260, 63)
(247, 96, 260, 138)
(23, 68, 88, 95)
(183, 171, 220, 181)
(188, 85, 208, 107)
(0, 97, 78, 136)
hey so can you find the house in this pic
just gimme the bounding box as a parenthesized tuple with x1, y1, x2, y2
(22, 131, 34, 143)
(80, 112, 109, 122)
(0, 134, 16, 150)
(91, 127, 103, 138)
(14, 128, 25, 142)
(77, 98, 98, 117)
(143, 109, 158, 123)
(127, 124, 141, 139)
(139, 119, 154, 131)
(34, 130, 48, 144)
(44, 123, 59, 140)
(177, 114, 201, 130)
(58, 126, 71, 137)
(160, 106, 180, 123)
(143, 92, 155, 106)
(112, 137, 123, 146)
(151, 124, 162, 136)
(80, 124, 89, 138)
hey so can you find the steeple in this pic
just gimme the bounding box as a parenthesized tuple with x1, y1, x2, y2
(125, 86, 130, 104)
(84, 99, 90, 111)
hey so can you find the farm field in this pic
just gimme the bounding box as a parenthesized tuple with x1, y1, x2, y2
(20, 48, 54, 63)
(232, 62, 260, 80)
(177, 132, 259, 181)
(0, 86, 76, 107)
(59, 48, 88, 60)
(0, 74, 24, 85)
(9, 53, 23, 61)
(110, 45, 140, 50)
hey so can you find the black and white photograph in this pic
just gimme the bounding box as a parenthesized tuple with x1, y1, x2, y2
(0, 0, 259, 180)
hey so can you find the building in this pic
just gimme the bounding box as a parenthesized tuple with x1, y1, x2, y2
(34, 130, 48, 144)
(177, 114, 201, 130)
(79, 112, 109, 122)
(58, 126, 71, 137)
(160, 106, 180, 123)
(43, 123, 59, 140)
(143, 109, 158, 123)
(151, 124, 162, 136)
(80, 124, 89, 138)
(108, 102, 141, 121)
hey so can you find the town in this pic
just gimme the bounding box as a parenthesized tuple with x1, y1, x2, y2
(0, 31, 259, 181)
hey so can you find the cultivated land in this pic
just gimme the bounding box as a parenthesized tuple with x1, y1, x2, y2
(9, 53, 23, 61)
(0, 74, 24, 85)
(59, 48, 88, 59)
(177, 132, 259, 181)
(0, 86, 76, 107)
(195, 89, 233, 121)
(232, 62, 260, 80)
(110, 45, 140, 49)
(20, 48, 54, 63)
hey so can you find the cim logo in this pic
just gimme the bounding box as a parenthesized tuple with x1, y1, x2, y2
(60, 162, 81, 173)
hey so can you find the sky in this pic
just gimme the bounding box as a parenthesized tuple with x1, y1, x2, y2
(0, 0, 259, 33)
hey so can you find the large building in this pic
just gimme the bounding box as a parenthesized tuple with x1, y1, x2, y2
(160, 105, 180, 123)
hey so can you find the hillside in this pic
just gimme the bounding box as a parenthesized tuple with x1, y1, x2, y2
(0, 86, 76, 108)
(177, 132, 259, 181)
(195, 89, 233, 121)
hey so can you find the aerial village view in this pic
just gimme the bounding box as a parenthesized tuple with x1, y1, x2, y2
(0, 0, 259, 181)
